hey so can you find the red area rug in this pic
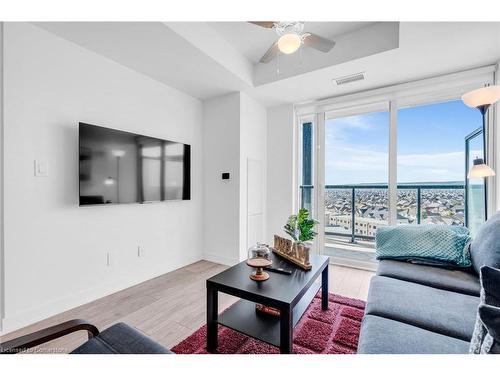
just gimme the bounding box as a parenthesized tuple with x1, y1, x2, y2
(172, 292, 365, 354)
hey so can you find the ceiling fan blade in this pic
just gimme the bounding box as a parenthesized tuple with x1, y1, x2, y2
(259, 42, 279, 63)
(302, 33, 335, 53)
(248, 21, 277, 29)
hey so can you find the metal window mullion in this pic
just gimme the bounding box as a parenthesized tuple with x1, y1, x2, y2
(388, 100, 398, 225)
(416, 187, 421, 224)
(314, 112, 325, 255)
(351, 187, 355, 242)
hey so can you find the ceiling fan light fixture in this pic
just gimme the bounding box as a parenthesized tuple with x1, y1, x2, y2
(277, 33, 301, 54)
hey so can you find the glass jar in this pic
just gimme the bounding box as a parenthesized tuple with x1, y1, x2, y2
(246, 243, 272, 281)
(247, 242, 271, 263)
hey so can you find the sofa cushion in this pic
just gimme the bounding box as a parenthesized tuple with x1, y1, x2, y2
(470, 210, 500, 274)
(365, 276, 479, 341)
(377, 259, 480, 296)
(470, 266, 500, 354)
(71, 322, 171, 354)
(357, 315, 469, 354)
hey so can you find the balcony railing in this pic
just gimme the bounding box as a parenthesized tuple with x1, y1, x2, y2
(300, 184, 466, 244)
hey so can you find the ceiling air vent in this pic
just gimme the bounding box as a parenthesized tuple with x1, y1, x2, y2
(333, 72, 365, 86)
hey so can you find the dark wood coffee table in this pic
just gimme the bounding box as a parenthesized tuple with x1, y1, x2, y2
(206, 252, 329, 353)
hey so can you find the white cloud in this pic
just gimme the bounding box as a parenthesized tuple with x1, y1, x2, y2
(326, 147, 387, 171)
(326, 146, 467, 184)
(398, 151, 462, 168)
(329, 115, 375, 130)
(325, 115, 382, 147)
(398, 151, 465, 182)
(324, 115, 477, 184)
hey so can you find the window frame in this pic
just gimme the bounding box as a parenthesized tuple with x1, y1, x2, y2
(295, 65, 496, 255)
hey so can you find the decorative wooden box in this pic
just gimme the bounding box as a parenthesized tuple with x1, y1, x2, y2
(271, 235, 312, 270)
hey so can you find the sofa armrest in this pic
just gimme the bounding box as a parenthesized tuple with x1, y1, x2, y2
(0, 319, 100, 354)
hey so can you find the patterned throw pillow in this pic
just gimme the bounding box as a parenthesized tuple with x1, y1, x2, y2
(469, 266, 500, 354)
(375, 224, 472, 267)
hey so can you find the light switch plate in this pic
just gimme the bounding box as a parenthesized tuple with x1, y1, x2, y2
(34, 160, 49, 177)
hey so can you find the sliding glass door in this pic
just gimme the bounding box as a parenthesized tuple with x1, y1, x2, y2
(298, 92, 490, 269)
(323, 108, 389, 267)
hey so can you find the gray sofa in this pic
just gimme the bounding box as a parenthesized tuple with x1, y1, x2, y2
(357, 211, 500, 354)
(357, 260, 480, 353)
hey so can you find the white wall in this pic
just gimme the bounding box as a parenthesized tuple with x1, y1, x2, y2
(1, 23, 204, 334)
(202, 93, 241, 265)
(239, 93, 267, 260)
(265, 104, 295, 244)
(202, 92, 267, 264)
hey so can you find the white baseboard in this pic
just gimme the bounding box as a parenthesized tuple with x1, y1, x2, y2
(202, 252, 239, 267)
(0, 255, 203, 336)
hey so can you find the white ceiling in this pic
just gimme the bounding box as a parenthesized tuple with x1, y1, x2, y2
(253, 22, 399, 86)
(209, 22, 374, 64)
(32, 22, 500, 107)
(34, 22, 251, 99)
(248, 22, 500, 106)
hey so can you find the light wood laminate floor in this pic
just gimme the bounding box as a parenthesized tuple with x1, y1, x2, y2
(0, 261, 374, 353)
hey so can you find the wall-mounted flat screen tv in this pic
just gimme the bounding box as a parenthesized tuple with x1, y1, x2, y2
(79, 123, 190, 205)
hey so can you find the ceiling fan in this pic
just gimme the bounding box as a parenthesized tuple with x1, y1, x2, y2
(249, 21, 336, 63)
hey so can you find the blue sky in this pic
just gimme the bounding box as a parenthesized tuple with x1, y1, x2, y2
(325, 100, 483, 185)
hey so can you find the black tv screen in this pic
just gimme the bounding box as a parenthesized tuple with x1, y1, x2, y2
(79, 123, 190, 205)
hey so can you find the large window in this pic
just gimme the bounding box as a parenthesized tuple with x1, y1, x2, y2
(396, 100, 483, 229)
(296, 68, 494, 268)
(323, 110, 389, 263)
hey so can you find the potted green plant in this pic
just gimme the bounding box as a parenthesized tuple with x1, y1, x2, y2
(284, 208, 317, 242)
(283, 208, 318, 266)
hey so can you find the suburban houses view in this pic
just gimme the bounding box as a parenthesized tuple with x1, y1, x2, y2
(325, 183, 467, 240)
